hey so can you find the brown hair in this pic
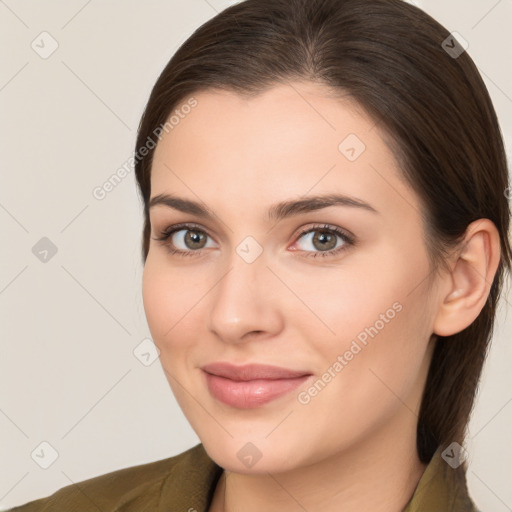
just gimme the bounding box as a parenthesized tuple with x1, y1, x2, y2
(134, 0, 511, 465)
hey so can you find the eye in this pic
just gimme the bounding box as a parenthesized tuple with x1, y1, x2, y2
(152, 222, 355, 259)
(291, 224, 355, 258)
(152, 223, 216, 257)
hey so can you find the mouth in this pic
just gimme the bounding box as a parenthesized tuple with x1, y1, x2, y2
(201, 362, 313, 409)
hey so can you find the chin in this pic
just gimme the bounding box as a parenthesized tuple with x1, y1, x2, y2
(201, 436, 301, 474)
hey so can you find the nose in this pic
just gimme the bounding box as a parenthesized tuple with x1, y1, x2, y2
(207, 249, 284, 344)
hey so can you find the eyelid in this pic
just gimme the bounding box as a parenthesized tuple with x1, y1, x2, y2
(291, 223, 355, 245)
(153, 221, 355, 258)
(152, 222, 217, 242)
(288, 223, 355, 257)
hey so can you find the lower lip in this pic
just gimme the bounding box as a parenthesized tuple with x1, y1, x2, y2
(204, 372, 311, 409)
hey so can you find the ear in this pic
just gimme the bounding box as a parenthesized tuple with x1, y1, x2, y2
(433, 219, 501, 337)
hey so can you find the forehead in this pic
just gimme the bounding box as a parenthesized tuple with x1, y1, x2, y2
(150, 82, 420, 221)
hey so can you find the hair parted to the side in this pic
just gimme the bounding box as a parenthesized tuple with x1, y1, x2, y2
(134, 0, 511, 465)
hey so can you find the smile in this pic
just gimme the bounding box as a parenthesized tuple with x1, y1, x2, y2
(201, 362, 313, 409)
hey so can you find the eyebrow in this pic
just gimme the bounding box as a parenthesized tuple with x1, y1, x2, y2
(148, 192, 379, 221)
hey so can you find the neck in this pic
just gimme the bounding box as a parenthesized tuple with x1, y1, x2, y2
(209, 413, 427, 512)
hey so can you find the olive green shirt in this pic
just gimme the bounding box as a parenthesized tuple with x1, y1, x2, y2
(8, 443, 479, 511)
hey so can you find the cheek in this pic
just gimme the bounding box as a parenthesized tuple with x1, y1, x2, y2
(142, 255, 212, 371)
(141, 260, 201, 403)
(326, 289, 432, 416)
(298, 246, 433, 387)
(143, 254, 194, 337)
(142, 259, 171, 341)
(283, 262, 399, 355)
(295, 297, 431, 449)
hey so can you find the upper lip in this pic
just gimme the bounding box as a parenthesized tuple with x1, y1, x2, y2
(201, 362, 311, 381)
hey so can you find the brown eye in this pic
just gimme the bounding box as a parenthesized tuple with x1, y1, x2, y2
(182, 230, 208, 250)
(293, 224, 355, 259)
(310, 230, 338, 251)
(153, 223, 216, 256)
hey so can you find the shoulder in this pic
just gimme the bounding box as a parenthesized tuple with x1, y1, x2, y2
(7, 443, 218, 512)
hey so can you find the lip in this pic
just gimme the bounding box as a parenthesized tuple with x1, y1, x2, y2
(201, 362, 310, 381)
(201, 362, 312, 408)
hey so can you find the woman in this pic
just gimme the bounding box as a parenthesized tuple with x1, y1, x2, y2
(9, 0, 510, 510)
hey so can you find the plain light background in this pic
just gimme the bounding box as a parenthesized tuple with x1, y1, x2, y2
(0, 0, 511, 510)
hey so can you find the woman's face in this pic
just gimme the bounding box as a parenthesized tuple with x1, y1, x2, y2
(142, 81, 441, 472)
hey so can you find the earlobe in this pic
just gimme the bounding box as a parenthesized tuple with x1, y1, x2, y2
(433, 219, 501, 337)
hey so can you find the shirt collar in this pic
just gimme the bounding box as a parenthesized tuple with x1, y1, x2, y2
(402, 446, 477, 511)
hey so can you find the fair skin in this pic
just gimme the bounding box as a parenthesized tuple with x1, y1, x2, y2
(142, 81, 500, 512)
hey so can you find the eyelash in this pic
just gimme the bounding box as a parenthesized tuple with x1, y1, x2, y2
(152, 222, 355, 259)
